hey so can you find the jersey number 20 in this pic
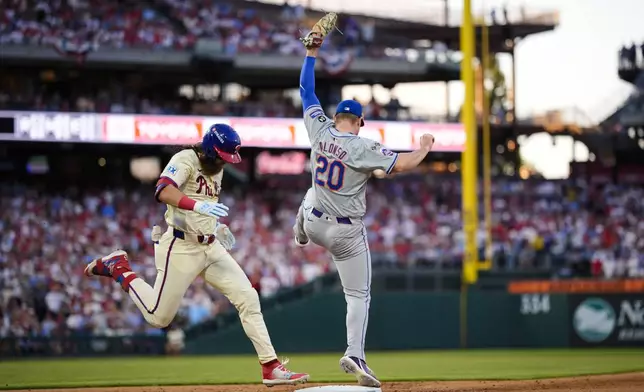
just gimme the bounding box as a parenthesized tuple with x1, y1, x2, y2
(314, 155, 346, 191)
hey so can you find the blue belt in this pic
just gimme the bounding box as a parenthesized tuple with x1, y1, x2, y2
(311, 208, 352, 225)
(173, 228, 216, 244)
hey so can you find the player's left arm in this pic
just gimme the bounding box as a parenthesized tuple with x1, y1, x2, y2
(299, 48, 322, 113)
(155, 157, 192, 203)
(346, 138, 400, 175)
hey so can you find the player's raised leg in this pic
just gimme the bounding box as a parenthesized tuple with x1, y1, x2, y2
(202, 241, 309, 386)
(85, 232, 207, 329)
(293, 188, 314, 247)
(129, 233, 207, 328)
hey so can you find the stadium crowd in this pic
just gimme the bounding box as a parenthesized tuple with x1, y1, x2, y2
(0, 0, 437, 122)
(0, 77, 410, 122)
(0, 0, 191, 49)
(1, 0, 380, 56)
(2, 176, 644, 339)
(0, 87, 304, 119)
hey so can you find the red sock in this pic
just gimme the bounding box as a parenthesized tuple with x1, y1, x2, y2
(114, 269, 136, 292)
(262, 359, 279, 368)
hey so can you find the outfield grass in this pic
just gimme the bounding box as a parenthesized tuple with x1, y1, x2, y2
(1, 349, 643, 389)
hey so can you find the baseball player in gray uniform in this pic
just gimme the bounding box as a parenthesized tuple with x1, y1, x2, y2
(295, 21, 435, 388)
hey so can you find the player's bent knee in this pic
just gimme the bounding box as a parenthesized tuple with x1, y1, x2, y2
(146, 313, 174, 329)
(233, 287, 262, 313)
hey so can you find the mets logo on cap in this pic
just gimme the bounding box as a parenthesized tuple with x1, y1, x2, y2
(335, 99, 365, 127)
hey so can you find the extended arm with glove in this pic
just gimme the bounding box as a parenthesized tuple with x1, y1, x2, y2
(299, 12, 339, 111)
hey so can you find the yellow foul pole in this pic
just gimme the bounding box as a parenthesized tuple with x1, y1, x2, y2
(480, 14, 492, 271)
(460, 0, 478, 285)
(460, 0, 478, 349)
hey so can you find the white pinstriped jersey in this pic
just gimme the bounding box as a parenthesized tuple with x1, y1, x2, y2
(159, 149, 223, 235)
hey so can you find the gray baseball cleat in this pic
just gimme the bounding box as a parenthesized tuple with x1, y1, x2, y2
(339, 356, 381, 388)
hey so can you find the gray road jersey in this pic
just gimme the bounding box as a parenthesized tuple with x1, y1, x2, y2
(303, 104, 399, 218)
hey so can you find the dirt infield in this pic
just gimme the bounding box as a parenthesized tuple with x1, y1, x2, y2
(8, 372, 644, 392)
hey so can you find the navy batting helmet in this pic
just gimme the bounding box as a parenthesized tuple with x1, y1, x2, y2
(202, 124, 242, 164)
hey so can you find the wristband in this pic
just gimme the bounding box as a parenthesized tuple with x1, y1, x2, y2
(178, 196, 197, 210)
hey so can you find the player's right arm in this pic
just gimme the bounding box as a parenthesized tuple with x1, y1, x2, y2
(155, 153, 229, 218)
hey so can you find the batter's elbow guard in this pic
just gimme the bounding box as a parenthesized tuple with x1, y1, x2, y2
(155, 177, 177, 202)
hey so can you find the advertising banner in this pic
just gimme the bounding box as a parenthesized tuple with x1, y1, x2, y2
(508, 279, 644, 294)
(224, 117, 297, 148)
(411, 123, 466, 152)
(134, 116, 204, 144)
(0, 110, 466, 152)
(12, 111, 100, 142)
(569, 294, 644, 347)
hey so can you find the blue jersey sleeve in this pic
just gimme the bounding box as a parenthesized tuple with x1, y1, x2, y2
(299, 56, 321, 112)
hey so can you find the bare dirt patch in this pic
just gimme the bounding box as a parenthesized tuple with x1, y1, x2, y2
(8, 372, 644, 392)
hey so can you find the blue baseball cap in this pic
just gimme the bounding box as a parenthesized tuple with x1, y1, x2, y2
(335, 99, 365, 127)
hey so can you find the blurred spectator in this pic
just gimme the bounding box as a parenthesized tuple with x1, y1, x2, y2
(619, 42, 641, 70)
(165, 324, 185, 355)
(360, 19, 375, 45)
(281, 1, 305, 22)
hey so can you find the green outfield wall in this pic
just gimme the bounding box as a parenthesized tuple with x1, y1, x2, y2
(185, 291, 644, 354)
(5, 291, 641, 357)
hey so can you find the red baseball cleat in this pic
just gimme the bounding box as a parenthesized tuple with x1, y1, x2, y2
(84, 250, 132, 280)
(262, 358, 309, 387)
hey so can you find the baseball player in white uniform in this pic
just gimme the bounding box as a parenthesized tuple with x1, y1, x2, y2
(295, 15, 435, 388)
(84, 124, 309, 387)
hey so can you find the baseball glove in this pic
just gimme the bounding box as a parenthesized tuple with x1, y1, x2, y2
(300, 12, 338, 49)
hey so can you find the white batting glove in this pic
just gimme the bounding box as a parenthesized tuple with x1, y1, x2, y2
(216, 223, 236, 250)
(150, 225, 163, 243)
(193, 201, 229, 218)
